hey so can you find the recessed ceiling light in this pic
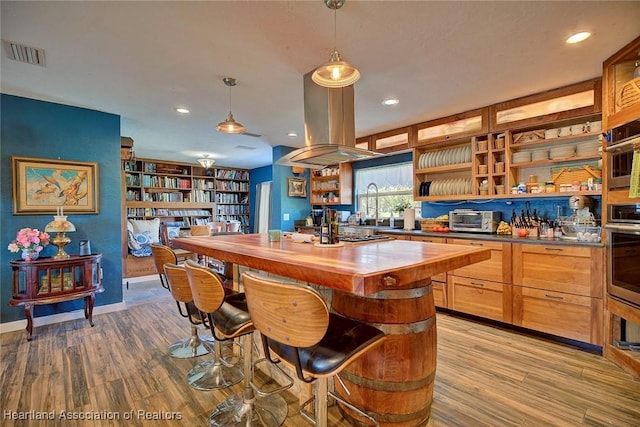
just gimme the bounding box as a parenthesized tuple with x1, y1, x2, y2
(175, 107, 190, 114)
(287, 131, 298, 137)
(382, 98, 399, 106)
(566, 32, 591, 44)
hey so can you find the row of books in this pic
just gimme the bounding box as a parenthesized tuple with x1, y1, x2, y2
(127, 208, 212, 218)
(216, 205, 248, 215)
(216, 180, 249, 191)
(142, 175, 191, 189)
(216, 169, 249, 180)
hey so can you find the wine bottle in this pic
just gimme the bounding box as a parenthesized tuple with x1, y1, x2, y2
(330, 209, 340, 244)
(320, 208, 330, 244)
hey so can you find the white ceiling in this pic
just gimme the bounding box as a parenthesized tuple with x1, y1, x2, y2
(1, 1, 639, 170)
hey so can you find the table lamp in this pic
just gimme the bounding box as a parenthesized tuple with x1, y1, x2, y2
(45, 207, 76, 259)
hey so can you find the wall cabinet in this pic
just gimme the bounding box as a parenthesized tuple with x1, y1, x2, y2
(413, 80, 603, 201)
(310, 163, 352, 205)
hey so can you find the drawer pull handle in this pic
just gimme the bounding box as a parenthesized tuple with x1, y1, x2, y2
(470, 282, 485, 287)
(544, 247, 563, 252)
(382, 276, 397, 287)
(544, 294, 564, 300)
(469, 243, 484, 247)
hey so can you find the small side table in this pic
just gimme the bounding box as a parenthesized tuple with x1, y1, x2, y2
(9, 254, 104, 341)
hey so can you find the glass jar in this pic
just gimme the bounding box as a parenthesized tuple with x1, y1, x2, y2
(546, 182, 555, 193)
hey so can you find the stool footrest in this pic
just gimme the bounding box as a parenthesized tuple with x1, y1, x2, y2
(251, 357, 294, 397)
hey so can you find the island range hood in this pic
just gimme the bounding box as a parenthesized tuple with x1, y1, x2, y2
(276, 71, 379, 169)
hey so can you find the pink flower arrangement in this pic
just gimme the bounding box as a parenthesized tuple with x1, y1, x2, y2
(7, 228, 50, 253)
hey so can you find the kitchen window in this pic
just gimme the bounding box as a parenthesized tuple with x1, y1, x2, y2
(355, 163, 420, 218)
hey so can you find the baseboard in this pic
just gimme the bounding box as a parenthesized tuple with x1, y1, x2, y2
(0, 302, 127, 335)
(122, 274, 156, 284)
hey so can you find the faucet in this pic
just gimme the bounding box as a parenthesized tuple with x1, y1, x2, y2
(366, 182, 379, 225)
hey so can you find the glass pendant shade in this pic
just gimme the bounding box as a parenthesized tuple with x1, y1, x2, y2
(197, 155, 215, 169)
(216, 112, 246, 134)
(312, 49, 360, 88)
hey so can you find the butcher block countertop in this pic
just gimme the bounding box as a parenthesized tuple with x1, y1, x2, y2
(172, 233, 491, 296)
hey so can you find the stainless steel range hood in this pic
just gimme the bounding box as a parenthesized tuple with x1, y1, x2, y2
(276, 71, 379, 169)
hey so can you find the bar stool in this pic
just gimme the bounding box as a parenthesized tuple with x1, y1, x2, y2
(241, 271, 386, 427)
(184, 260, 290, 426)
(150, 244, 212, 358)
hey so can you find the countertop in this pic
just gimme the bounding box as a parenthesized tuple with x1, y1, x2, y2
(371, 227, 605, 247)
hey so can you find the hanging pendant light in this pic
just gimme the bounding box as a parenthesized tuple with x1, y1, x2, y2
(312, 0, 360, 88)
(197, 154, 215, 169)
(216, 77, 246, 134)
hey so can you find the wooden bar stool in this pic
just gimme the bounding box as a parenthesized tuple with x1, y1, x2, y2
(241, 271, 386, 427)
(184, 260, 290, 426)
(150, 244, 212, 358)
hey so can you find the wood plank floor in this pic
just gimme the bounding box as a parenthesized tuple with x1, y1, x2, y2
(1, 288, 639, 427)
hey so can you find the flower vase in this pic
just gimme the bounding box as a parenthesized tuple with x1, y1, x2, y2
(21, 249, 39, 262)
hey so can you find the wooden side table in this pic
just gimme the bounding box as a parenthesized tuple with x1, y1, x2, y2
(9, 254, 104, 341)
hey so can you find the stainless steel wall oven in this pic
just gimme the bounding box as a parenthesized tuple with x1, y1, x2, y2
(605, 119, 640, 191)
(605, 210, 640, 308)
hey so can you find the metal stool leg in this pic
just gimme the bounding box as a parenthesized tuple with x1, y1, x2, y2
(209, 333, 290, 426)
(188, 337, 243, 391)
(168, 325, 214, 358)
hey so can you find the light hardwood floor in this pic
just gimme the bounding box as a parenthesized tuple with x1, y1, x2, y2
(1, 288, 639, 427)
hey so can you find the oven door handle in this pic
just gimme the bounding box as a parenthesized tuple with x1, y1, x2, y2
(604, 224, 640, 233)
(605, 135, 640, 153)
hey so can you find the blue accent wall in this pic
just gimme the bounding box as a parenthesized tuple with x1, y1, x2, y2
(248, 165, 272, 232)
(271, 146, 312, 231)
(1, 94, 122, 324)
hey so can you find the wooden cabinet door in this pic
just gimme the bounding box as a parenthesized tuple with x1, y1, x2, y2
(447, 275, 512, 323)
(512, 244, 604, 298)
(411, 235, 447, 282)
(512, 285, 602, 345)
(447, 239, 510, 283)
(432, 280, 447, 309)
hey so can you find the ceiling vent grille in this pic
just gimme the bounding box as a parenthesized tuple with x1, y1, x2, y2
(235, 145, 256, 150)
(3, 40, 46, 66)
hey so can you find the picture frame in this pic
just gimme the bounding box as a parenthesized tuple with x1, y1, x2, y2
(11, 156, 99, 214)
(287, 177, 307, 198)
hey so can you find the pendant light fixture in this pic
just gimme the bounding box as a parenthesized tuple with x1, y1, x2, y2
(312, 0, 360, 88)
(216, 77, 246, 134)
(197, 154, 215, 169)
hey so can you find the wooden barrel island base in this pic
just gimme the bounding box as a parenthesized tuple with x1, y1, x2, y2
(172, 234, 490, 427)
(333, 279, 435, 427)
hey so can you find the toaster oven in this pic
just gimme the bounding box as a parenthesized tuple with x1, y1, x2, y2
(449, 210, 502, 233)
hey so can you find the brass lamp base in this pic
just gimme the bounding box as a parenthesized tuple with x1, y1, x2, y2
(51, 232, 71, 259)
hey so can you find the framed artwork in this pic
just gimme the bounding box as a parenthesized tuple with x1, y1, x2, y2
(11, 156, 99, 214)
(287, 177, 307, 198)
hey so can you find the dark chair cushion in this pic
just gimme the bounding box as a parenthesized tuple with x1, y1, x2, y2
(211, 293, 254, 337)
(266, 313, 384, 377)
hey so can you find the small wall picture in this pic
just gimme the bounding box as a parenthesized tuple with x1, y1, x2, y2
(11, 156, 99, 214)
(287, 177, 307, 198)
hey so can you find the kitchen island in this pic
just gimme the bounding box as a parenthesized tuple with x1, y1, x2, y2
(173, 233, 490, 426)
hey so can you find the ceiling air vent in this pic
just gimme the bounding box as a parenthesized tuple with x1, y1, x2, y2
(3, 40, 46, 66)
(235, 145, 256, 151)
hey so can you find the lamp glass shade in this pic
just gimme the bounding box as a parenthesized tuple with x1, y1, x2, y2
(216, 112, 246, 134)
(198, 158, 215, 169)
(312, 50, 360, 88)
(44, 215, 76, 233)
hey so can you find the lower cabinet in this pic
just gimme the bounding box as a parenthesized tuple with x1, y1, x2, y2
(512, 286, 601, 344)
(432, 280, 447, 309)
(448, 275, 512, 323)
(512, 243, 604, 345)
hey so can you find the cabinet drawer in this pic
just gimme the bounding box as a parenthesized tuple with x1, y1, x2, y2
(512, 286, 602, 344)
(411, 236, 447, 281)
(433, 280, 447, 308)
(447, 239, 510, 283)
(448, 275, 511, 322)
(512, 244, 604, 297)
